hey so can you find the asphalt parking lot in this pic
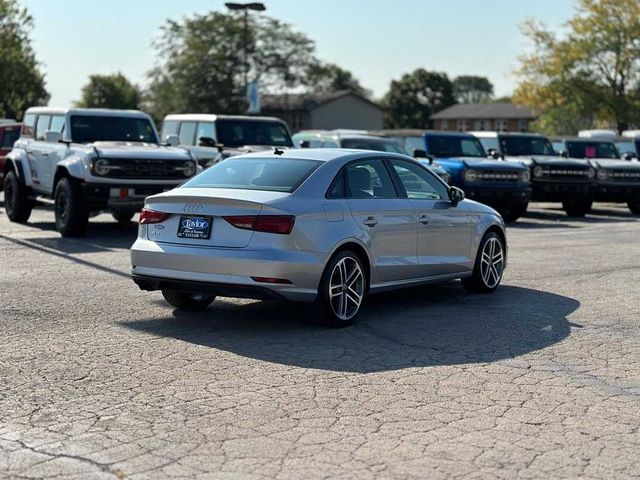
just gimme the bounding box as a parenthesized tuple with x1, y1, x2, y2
(1, 195, 639, 479)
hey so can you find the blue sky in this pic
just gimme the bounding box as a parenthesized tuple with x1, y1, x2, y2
(22, 0, 575, 106)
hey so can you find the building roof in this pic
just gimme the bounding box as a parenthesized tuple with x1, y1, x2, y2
(261, 90, 383, 113)
(430, 103, 536, 120)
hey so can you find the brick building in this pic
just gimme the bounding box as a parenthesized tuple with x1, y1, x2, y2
(430, 103, 537, 132)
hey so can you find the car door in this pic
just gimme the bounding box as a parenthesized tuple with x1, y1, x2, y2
(344, 158, 418, 282)
(30, 114, 55, 193)
(388, 158, 473, 277)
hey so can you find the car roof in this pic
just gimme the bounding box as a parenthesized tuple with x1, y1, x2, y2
(234, 147, 412, 163)
(24, 107, 151, 118)
(163, 113, 286, 123)
(371, 129, 476, 138)
(470, 131, 548, 138)
(551, 137, 616, 143)
(294, 130, 399, 142)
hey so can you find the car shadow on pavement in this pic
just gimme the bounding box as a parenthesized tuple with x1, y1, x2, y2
(122, 283, 580, 373)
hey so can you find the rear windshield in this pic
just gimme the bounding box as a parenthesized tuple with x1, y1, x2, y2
(216, 119, 293, 148)
(427, 135, 486, 157)
(340, 138, 406, 154)
(183, 157, 321, 193)
(500, 136, 555, 156)
(70, 115, 157, 143)
(1, 128, 20, 148)
(566, 141, 619, 159)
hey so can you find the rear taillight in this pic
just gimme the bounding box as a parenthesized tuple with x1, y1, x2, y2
(224, 215, 295, 234)
(139, 208, 169, 224)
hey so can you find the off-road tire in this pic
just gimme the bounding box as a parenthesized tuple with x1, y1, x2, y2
(4, 169, 33, 223)
(54, 177, 89, 237)
(562, 198, 593, 217)
(112, 209, 136, 224)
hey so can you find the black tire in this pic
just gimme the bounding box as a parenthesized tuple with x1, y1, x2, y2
(111, 209, 136, 224)
(628, 200, 640, 215)
(499, 201, 528, 223)
(4, 169, 33, 223)
(562, 198, 593, 217)
(462, 231, 505, 293)
(161, 290, 216, 311)
(54, 177, 89, 237)
(313, 250, 367, 327)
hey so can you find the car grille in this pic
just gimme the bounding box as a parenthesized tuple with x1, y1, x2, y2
(94, 158, 193, 180)
(609, 170, 640, 181)
(536, 168, 591, 181)
(477, 170, 522, 183)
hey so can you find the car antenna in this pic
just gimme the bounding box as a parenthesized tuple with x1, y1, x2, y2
(274, 147, 284, 156)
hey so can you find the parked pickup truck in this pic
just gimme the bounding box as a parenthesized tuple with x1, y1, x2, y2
(4, 108, 198, 237)
(0, 122, 21, 191)
(373, 130, 531, 222)
(472, 132, 595, 217)
(292, 129, 452, 184)
(552, 137, 640, 214)
(161, 114, 293, 167)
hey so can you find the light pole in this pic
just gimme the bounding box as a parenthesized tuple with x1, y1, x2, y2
(225, 2, 266, 107)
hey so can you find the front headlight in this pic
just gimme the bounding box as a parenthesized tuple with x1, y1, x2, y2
(94, 159, 110, 176)
(520, 170, 531, 183)
(596, 169, 609, 181)
(182, 161, 197, 177)
(587, 167, 596, 179)
(463, 169, 478, 183)
(533, 166, 544, 178)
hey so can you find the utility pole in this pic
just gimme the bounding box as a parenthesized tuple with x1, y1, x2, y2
(225, 2, 266, 111)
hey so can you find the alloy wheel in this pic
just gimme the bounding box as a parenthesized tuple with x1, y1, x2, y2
(329, 256, 365, 321)
(480, 237, 504, 289)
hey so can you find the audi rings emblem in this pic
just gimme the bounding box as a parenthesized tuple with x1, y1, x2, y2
(184, 203, 204, 213)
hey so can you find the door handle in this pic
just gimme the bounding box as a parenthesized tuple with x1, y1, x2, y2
(363, 216, 378, 227)
(418, 214, 430, 225)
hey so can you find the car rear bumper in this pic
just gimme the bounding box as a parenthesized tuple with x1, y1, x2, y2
(130, 238, 324, 302)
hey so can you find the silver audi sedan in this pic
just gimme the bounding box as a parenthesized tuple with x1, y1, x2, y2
(131, 149, 507, 326)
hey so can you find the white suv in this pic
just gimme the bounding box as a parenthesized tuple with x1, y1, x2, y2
(4, 107, 198, 237)
(161, 114, 293, 167)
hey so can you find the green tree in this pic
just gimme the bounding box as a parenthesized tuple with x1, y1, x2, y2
(77, 73, 141, 109)
(453, 75, 494, 103)
(145, 12, 316, 120)
(0, 0, 49, 119)
(384, 69, 455, 128)
(303, 62, 370, 97)
(514, 0, 640, 134)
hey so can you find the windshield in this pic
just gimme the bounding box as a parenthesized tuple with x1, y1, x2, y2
(70, 115, 157, 143)
(566, 141, 619, 159)
(500, 136, 555, 156)
(216, 119, 292, 148)
(1, 128, 20, 149)
(340, 137, 406, 154)
(427, 135, 486, 158)
(183, 157, 321, 193)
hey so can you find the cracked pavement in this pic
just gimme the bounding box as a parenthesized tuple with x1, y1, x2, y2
(1, 196, 639, 479)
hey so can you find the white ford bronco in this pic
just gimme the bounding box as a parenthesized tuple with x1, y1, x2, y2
(3, 108, 198, 237)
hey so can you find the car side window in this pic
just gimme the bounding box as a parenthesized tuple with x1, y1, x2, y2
(390, 159, 449, 200)
(49, 115, 65, 134)
(196, 122, 216, 144)
(162, 120, 179, 138)
(345, 159, 397, 199)
(323, 140, 339, 148)
(35, 115, 51, 141)
(178, 121, 197, 145)
(22, 113, 36, 138)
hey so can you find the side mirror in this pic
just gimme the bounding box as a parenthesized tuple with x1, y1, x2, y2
(448, 186, 465, 205)
(198, 136, 216, 147)
(623, 152, 636, 161)
(412, 148, 431, 161)
(487, 148, 501, 159)
(559, 150, 569, 158)
(45, 130, 61, 143)
(299, 140, 310, 149)
(164, 134, 180, 147)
